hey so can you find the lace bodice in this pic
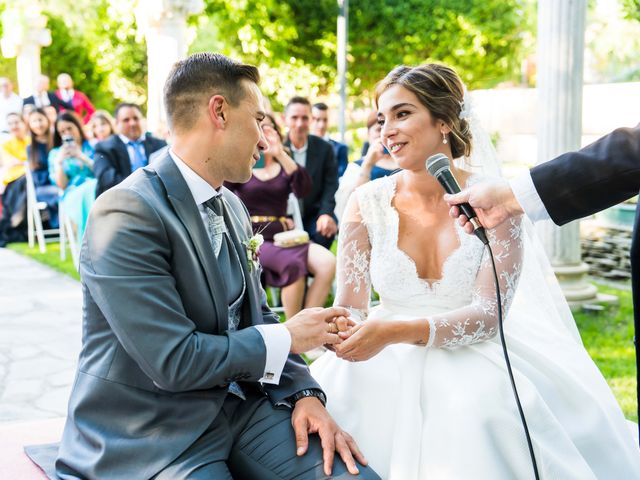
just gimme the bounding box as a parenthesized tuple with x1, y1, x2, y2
(335, 175, 524, 349)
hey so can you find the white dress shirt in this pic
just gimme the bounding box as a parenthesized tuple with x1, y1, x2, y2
(509, 171, 551, 222)
(0, 93, 22, 132)
(169, 150, 292, 385)
(290, 141, 308, 167)
(60, 89, 74, 103)
(34, 92, 50, 108)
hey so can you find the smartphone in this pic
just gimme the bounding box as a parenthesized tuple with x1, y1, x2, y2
(382, 146, 390, 155)
(253, 152, 265, 169)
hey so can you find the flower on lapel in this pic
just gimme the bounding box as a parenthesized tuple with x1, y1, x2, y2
(243, 233, 264, 271)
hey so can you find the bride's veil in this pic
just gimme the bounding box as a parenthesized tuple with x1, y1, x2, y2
(457, 92, 583, 345)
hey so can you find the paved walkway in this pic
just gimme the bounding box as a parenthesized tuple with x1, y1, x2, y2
(0, 248, 82, 423)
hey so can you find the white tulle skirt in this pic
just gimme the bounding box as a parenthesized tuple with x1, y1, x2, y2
(310, 302, 640, 480)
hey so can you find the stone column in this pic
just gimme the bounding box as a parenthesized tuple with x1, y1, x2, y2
(536, 0, 597, 308)
(136, 0, 203, 135)
(0, 4, 51, 97)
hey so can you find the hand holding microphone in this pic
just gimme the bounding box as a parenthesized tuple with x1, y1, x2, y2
(426, 153, 489, 245)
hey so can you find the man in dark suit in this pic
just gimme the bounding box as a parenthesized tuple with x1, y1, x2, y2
(284, 97, 339, 249)
(54, 52, 378, 479)
(23, 74, 71, 112)
(444, 125, 640, 439)
(312, 102, 349, 177)
(93, 103, 167, 197)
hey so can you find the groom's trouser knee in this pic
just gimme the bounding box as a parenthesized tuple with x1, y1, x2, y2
(155, 387, 381, 479)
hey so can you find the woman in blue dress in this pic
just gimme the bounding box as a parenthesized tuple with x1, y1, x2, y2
(48, 111, 96, 245)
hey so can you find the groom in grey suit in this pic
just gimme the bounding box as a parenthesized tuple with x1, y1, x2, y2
(55, 53, 379, 479)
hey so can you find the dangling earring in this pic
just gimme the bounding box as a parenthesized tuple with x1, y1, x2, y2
(442, 132, 448, 144)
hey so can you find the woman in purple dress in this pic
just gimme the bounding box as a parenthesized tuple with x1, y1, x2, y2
(226, 114, 336, 319)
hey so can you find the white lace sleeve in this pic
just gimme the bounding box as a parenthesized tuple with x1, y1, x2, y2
(333, 194, 371, 321)
(428, 217, 524, 349)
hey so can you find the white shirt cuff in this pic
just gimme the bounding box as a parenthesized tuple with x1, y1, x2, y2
(509, 171, 550, 222)
(254, 324, 291, 385)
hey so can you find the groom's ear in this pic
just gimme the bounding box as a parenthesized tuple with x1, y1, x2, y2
(208, 95, 227, 129)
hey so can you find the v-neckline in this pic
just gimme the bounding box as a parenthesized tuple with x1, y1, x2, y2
(386, 175, 464, 290)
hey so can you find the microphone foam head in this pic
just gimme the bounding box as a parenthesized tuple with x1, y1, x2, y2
(426, 153, 450, 177)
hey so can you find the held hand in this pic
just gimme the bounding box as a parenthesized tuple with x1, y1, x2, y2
(334, 320, 392, 362)
(291, 397, 368, 476)
(323, 315, 357, 351)
(316, 214, 337, 237)
(443, 178, 523, 234)
(285, 306, 352, 354)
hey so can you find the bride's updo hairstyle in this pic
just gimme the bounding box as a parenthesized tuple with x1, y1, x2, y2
(375, 63, 472, 159)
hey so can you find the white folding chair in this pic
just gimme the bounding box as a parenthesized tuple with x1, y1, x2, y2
(59, 202, 79, 269)
(24, 162, 59, 253)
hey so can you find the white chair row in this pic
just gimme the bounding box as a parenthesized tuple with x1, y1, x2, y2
(24, 162, 79, 270)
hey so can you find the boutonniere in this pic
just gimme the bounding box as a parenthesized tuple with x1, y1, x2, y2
(243, 233, 264, 271)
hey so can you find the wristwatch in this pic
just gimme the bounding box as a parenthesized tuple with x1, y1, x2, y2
(288, 388, 327, 407)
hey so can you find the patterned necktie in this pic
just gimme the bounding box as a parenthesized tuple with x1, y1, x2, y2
(127, 140, 147, 171)
(204, 196, 226, 256)
(203, 195, 246, 400)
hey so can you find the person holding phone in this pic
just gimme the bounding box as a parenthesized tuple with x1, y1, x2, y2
(226, 114, 336, 320)
(48, 111, 96, 243)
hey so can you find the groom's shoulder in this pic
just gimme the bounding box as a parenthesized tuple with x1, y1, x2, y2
(94, 167, 165, 213)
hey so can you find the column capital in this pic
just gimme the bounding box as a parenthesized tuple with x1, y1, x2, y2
(135, 0, 204, 30)
(0, 6, 51, 58)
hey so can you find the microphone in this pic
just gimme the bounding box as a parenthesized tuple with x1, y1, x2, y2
(426, 153, 488, 245)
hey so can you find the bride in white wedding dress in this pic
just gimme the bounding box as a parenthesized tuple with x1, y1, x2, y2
(310, 63, 640, 479)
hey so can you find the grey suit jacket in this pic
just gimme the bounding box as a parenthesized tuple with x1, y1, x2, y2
(55, 152, 319, 479)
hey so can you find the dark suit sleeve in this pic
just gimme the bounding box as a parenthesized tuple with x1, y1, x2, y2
(52, 94, 73, 112)
(82, 188, 269, 392)
(318, 142, 339, 218)
(531, 125, 640, 226)
(94, 140, 127, 196)
(337, 143, 349, 177)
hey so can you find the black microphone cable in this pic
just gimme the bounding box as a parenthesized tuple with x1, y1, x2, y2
(426, 152, 540, 477)
(486, 242, 540, 480)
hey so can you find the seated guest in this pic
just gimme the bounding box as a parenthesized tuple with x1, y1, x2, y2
(0, 109, 58, 246)
(23, 75, 72, 112)
(334, 111, 398, 221)
(26, 109, 59, 226)
(0, 113, 30, 191)
(284, 96, 338, 249)
(226, 114, 336, 319)
(93, 103, 167, 197)
(311, 102, 349, 177)
(48, 111, 96, 244)
(88, 110, 115, 145)
(55, 73, 96, 124)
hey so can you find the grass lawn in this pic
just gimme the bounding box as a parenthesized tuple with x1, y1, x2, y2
(8, 242, 638, 420)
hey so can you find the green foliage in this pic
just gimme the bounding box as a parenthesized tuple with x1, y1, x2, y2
(574, 284, 637, 421)
(195, 0, 528, 108)
(0, 0, 147, 113)
(621, 0, 640, 20)
(348, 0, 526, 93)
(40, 15, 111, 110)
